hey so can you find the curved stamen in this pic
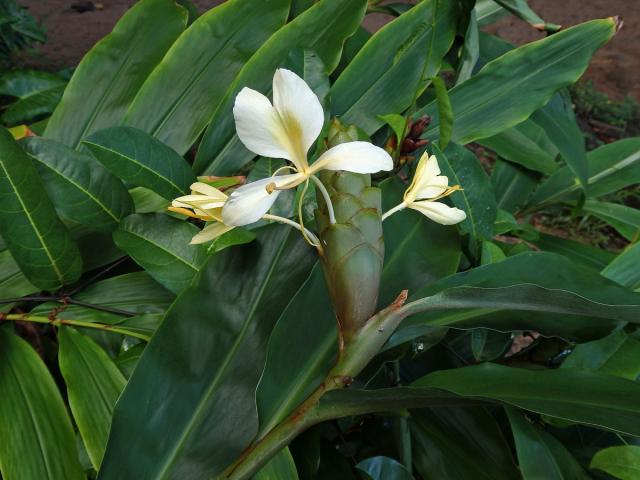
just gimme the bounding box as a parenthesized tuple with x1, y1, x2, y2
(310, 175, 336, 224)
(262, 213, 321, 249)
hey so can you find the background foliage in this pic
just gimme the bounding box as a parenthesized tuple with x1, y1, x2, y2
(0, 0, 639, 479)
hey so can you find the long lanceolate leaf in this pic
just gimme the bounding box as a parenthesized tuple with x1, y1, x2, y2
(100, 225, 315, 480)
(194, 0, 368, 175)
(0, 328, 84, 480)
(113, 213, 208, 294)
(58, 327, 126, 470)
(531, 137, 640, 206)
(83, 126, 195, 200)
(417, 18, 617, 146)
(0, 128, 82, 290)
(330, 0, 457, 135)
(22, 137, 133, 232)
(44, 0, 188, 149)
(123, 0, 289, 155)
(316, 364, 640, 436)
(391, 251, 640, 343)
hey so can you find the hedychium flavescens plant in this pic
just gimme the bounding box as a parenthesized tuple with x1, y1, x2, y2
(168, 70, 467, 479)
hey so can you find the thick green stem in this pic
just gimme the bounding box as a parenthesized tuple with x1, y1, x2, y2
(1, 313, 149, 341)
(223, 384, 331, 479)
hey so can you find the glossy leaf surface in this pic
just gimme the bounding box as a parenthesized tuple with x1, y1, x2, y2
(84, 126, 195, 200)
(123, 0, 289, 154)
(0, 328, 84, 480)
(100, 225, 314, 480)
(113, 213, 208, 294)
(331, 0, 457, 134)
(58, 327, 126, 469)
(44, 0, 188, 148)
(0, 128, 82, 290)
(194, 0, 368, 174)
(418, 19, 616, 146)
(507, 409, 588, 479)
(22, 136, 133, 232)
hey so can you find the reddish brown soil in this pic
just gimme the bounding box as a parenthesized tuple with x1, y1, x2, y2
(18, 0, 639, 100)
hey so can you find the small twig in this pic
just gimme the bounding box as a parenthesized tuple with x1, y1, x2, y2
(0, 295, 137, 317)
(1, 313, 149, 341)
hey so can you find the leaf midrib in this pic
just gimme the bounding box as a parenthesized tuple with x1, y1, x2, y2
(28, 153, 120, 222)
(0, 161, 64, 283)
(83, 141, 183, 196)
(155, 229, 291, 479)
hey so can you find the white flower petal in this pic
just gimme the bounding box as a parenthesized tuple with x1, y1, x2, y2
(405, 153, 447, 203)
(310, 141, 393, 174)
(233, 87, 294, 162)
(190, 182, 228, 200)
(414, 175, 449, 200)
(408, 200, 467, 225)
(273, 69, 324, 164)
(221, 173, 304, 227)
(190, 222, 234, 245)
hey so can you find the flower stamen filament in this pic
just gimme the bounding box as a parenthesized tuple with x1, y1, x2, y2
(381, 202, 407, 221)
(310, 175, 336, 224)
(261, 213, 321, 250)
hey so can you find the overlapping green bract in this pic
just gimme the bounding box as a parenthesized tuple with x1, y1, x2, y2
(315, 124, 384, 340)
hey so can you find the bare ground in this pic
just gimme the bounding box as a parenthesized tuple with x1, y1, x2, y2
(18, 0, 640, 100)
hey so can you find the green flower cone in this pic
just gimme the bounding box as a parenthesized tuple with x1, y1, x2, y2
(315, 120, 384, 343)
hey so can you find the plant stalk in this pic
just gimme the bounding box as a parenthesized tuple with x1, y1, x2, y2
(0, 313, 149, 341)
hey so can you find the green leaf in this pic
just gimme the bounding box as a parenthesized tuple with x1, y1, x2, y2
(31, 272, 174, 328)
(492, 0, 560, 31)
(317, 364, 640, 436)
(479, 119, 559, 175)
(0, 248, 38, 301)
(432, 77, 453, 150)
(475, 0, 508, 26)
(22, 136, 133, 232)
(330, 0, 457, 134)
(58, 327, 126, 470)
(417, 19, 616, 146)
(0, 328, 84, 480)
(379, 177, 460, 307)
(507, 408, 589, 479)
(591, 446, 640, 480)
(254, 448, 300, 480)
(83, 126, 196, 200)
(1, 84, 65, 126)
(0, 70, 66, 98)
(531, 91, 587, 188)
(100, 225, 315, 479)
(123, 0, 289, 155)
(44, 0, 188, 149)
(562, 329, 640, 381)
(0, 127, 82, 290)
(194, 0, 368, 174)
(602, 242, 640, 291)
(583, 200, 640, 241)
(393, 251, 640, 343)
(256, 266, 337, 437)
(532, 233, 615, 271)
(378, 114, 407, 145)
(480, 241, 506, 265)
(411, 407, 518, 480)
(113, 213, 208, 294)
(356, 456, 413, 480)
(434, 144, 497, 241)
(0, 70, 66, 125)
(491, 160, 540, 213)
(531, 137, 640, 206)
(456, 8, 479, 85)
